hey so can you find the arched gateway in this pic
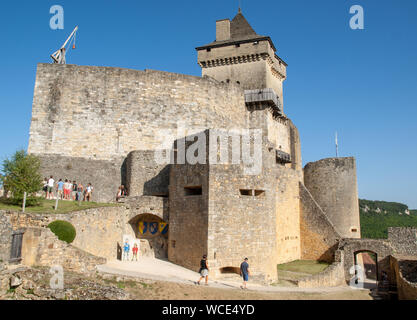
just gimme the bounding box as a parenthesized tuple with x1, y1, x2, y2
(339, 239, 394, 283)
(128, 213, 168, 259)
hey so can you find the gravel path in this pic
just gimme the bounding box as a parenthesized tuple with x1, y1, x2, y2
(97, 258, 363, 294)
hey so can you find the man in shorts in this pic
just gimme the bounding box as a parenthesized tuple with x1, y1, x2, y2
(240, 258, 250, 290)
(195, 255, 209, 286)
(47, 176, 55, 199)
(57, 179, 64, 200)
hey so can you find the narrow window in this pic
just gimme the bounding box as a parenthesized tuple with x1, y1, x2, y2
(254, 190, 265, 197)
(206, 48, 211, 52)
(351, 228, 358, 233)
(171, 240, 176, 248)
(240, 189, 252, 196)
(184, 186, 202, 196)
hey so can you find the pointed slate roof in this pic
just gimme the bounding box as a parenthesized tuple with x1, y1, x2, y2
(196, 11, 277, 52)
(230, 11, 258, 40)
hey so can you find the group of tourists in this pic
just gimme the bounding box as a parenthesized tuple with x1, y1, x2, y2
(195, 255, 251, 290)
(122, 240, 139, 261)
(43, 176, 94, 202)
(116, 185, 128, 202)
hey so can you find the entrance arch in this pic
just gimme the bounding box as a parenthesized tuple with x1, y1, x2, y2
(339, 239, 394, 285)
(354, 250, 378, 289)
(129, 213, 168, 259)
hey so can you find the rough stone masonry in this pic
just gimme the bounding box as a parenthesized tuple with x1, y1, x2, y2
(24, 10, 363, 281)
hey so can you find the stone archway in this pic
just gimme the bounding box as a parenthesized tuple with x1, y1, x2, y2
(339, 239, 394, 284)
(354, 250, 378, 289)
(129, 213, 168, 259)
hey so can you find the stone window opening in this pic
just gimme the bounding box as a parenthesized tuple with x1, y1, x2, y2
(184, 186, 202, 196)
(240, 189, 252, 196)
(254, 190, 265, 197)
(235, 44, 240, 48)
(206, 48, 211, 52)
(351, 228, 358, 233)
(171, 240, 176, 248)
(220, 267, 240, 275)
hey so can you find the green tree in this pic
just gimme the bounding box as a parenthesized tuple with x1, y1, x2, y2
(1, 150, 43, 206)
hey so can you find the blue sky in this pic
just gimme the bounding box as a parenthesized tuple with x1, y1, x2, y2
(0, 0, 416, 208)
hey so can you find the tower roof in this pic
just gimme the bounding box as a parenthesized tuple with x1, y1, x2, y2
(196, 11, 277, 52)
(230, 11, 257, 39)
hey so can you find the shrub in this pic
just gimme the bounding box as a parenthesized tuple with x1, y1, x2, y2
(47, 220, 76, 244)
(1, 150, 43, 206)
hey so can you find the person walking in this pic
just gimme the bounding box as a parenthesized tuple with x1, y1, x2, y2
(132, 243, 138, 261)
(240, 258, 250, 290)
(123, 240, 130, 261)
(195, 255, 209, 286)
(47, 176, 55, 200)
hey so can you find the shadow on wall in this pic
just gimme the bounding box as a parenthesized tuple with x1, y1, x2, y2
(143, 165, 170, 196)
(220, 267, 241, 275)
(319, 244, 339, 263)
(121, 158, 128, 192)
(117, 242, 122, 261)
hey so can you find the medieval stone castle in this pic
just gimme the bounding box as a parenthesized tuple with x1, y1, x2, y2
(25, 10, 365, 282)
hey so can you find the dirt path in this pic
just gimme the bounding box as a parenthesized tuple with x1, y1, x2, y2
(97, 259, 373, 300)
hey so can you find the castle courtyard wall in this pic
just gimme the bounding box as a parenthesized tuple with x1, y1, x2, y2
(126, 151, 170, 198)
(28, 64, 248, 161)
(35, 154, 125, 203)
(168, 163, 209, 272)
(275, 167, 302, 264)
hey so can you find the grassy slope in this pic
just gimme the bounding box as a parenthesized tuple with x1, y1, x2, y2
(277, 260, 330, 274)
(0, 198, 119, 214)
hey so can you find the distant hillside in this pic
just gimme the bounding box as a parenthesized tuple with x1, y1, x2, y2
(359, 199, 417, 239)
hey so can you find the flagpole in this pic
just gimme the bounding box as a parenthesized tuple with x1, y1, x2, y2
(335, 132, 339, 158)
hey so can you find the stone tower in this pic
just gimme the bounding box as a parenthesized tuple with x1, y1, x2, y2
(303, 157, 361, 239)
(196, 10, 287, 112)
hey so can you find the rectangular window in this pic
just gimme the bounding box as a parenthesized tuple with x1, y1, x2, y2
(171, 240, 176, 248)
(240, 189, 252, 196)
(184, 186, 202, 196)
(254, 190, 265, 197)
